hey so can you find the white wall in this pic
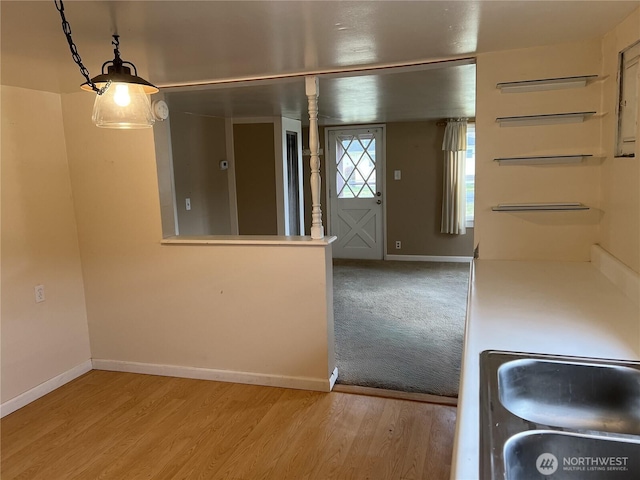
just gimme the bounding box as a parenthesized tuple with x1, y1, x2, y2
(1, 86, 91, 404)
(60, 92, 336, 390)
(475, 39, 602, 261)
(599, 8, 640, 273)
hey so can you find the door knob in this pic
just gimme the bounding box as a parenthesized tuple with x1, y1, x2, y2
(376, 199, 382, 205)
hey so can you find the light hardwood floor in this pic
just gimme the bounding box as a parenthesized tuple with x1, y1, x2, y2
(1, 370, 457, 480)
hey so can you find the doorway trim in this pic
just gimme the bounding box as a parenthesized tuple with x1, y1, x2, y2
(276, 117, 304, 236)
(324, 124, 387, 258)
(228, 116, 305, 236)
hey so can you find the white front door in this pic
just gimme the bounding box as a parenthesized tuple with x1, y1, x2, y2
(328, 127, 384, 259)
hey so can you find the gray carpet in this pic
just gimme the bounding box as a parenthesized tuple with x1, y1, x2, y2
(333, 259, 470, 397)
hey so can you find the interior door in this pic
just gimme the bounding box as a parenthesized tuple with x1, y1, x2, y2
(328, 127, 384, 259)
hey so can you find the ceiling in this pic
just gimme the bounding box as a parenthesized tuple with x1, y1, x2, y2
(164, 61, 476, 124)
(2, 1, 639, 123)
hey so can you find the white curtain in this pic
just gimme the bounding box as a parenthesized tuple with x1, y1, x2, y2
(441, 120, 468, 235)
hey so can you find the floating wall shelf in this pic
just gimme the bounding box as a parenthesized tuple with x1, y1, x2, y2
(496, 75, 598, 93)
(492, 203, 590, 212)
(494, 155, 592, 165)
(496, 112, 596, 127)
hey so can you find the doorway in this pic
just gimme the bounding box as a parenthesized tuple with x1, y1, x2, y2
(285, 131, 303, 235)
(327, 121, 473, 399)
(280, 117, 304, 236)
(327, 126, 385, 259)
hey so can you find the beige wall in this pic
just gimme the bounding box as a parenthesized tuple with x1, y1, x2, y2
(475, 39, 603, 261)
(1, 86, 91, 403)
(60, 92, 335, 389)
(599, 8, 640, 273)
(233, 123, 278, 235)
(386, 121, 474, 257)
(170, 112, 231, 235)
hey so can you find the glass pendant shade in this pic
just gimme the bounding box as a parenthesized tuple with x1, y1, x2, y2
(56, 18, 157, 129)
(92, 82, 155, 129)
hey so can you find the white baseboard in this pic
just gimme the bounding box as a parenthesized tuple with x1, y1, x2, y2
(385, 254, 473, 263)
(1, 360, 338, 418)
(591, 245, 639, 306)
(92, 359, 336, 392)
(329, 367, 339, 391)
(0, 360, 92, 418)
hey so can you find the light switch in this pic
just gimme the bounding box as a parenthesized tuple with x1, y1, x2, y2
(394, 170, 401, 180)
(185, 198, 191, 211)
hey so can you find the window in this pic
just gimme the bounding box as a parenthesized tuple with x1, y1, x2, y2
(465, 123, 475, 227)
(336, 134, 377, 198)
(617, 41, 639, 157)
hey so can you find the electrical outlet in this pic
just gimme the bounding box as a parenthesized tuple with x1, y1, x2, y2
(394, 170, 401, 180)
(185, 198, 191, 211)
(35, 285, 45, 303)
(395, 241, 401, 249)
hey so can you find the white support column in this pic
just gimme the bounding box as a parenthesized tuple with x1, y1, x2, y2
(306, 75, 325, 239)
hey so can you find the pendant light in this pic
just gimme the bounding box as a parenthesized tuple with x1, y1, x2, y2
(82, 35, 159, 128)
(54, 0, 158, 129)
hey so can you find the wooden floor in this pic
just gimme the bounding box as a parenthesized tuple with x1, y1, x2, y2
(1, 371, 457, 480)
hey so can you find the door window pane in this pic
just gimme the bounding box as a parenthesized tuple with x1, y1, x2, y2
(336, 134, 376, 198)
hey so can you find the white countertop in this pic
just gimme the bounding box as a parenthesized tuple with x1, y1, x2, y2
(161, 235, 337, 246)
(451, 259, 640, 480)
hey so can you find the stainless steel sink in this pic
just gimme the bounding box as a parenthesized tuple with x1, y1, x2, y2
(480, 351, 640, 480)
(498, 358, 640, 435)
(504, 431, 640, 480)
